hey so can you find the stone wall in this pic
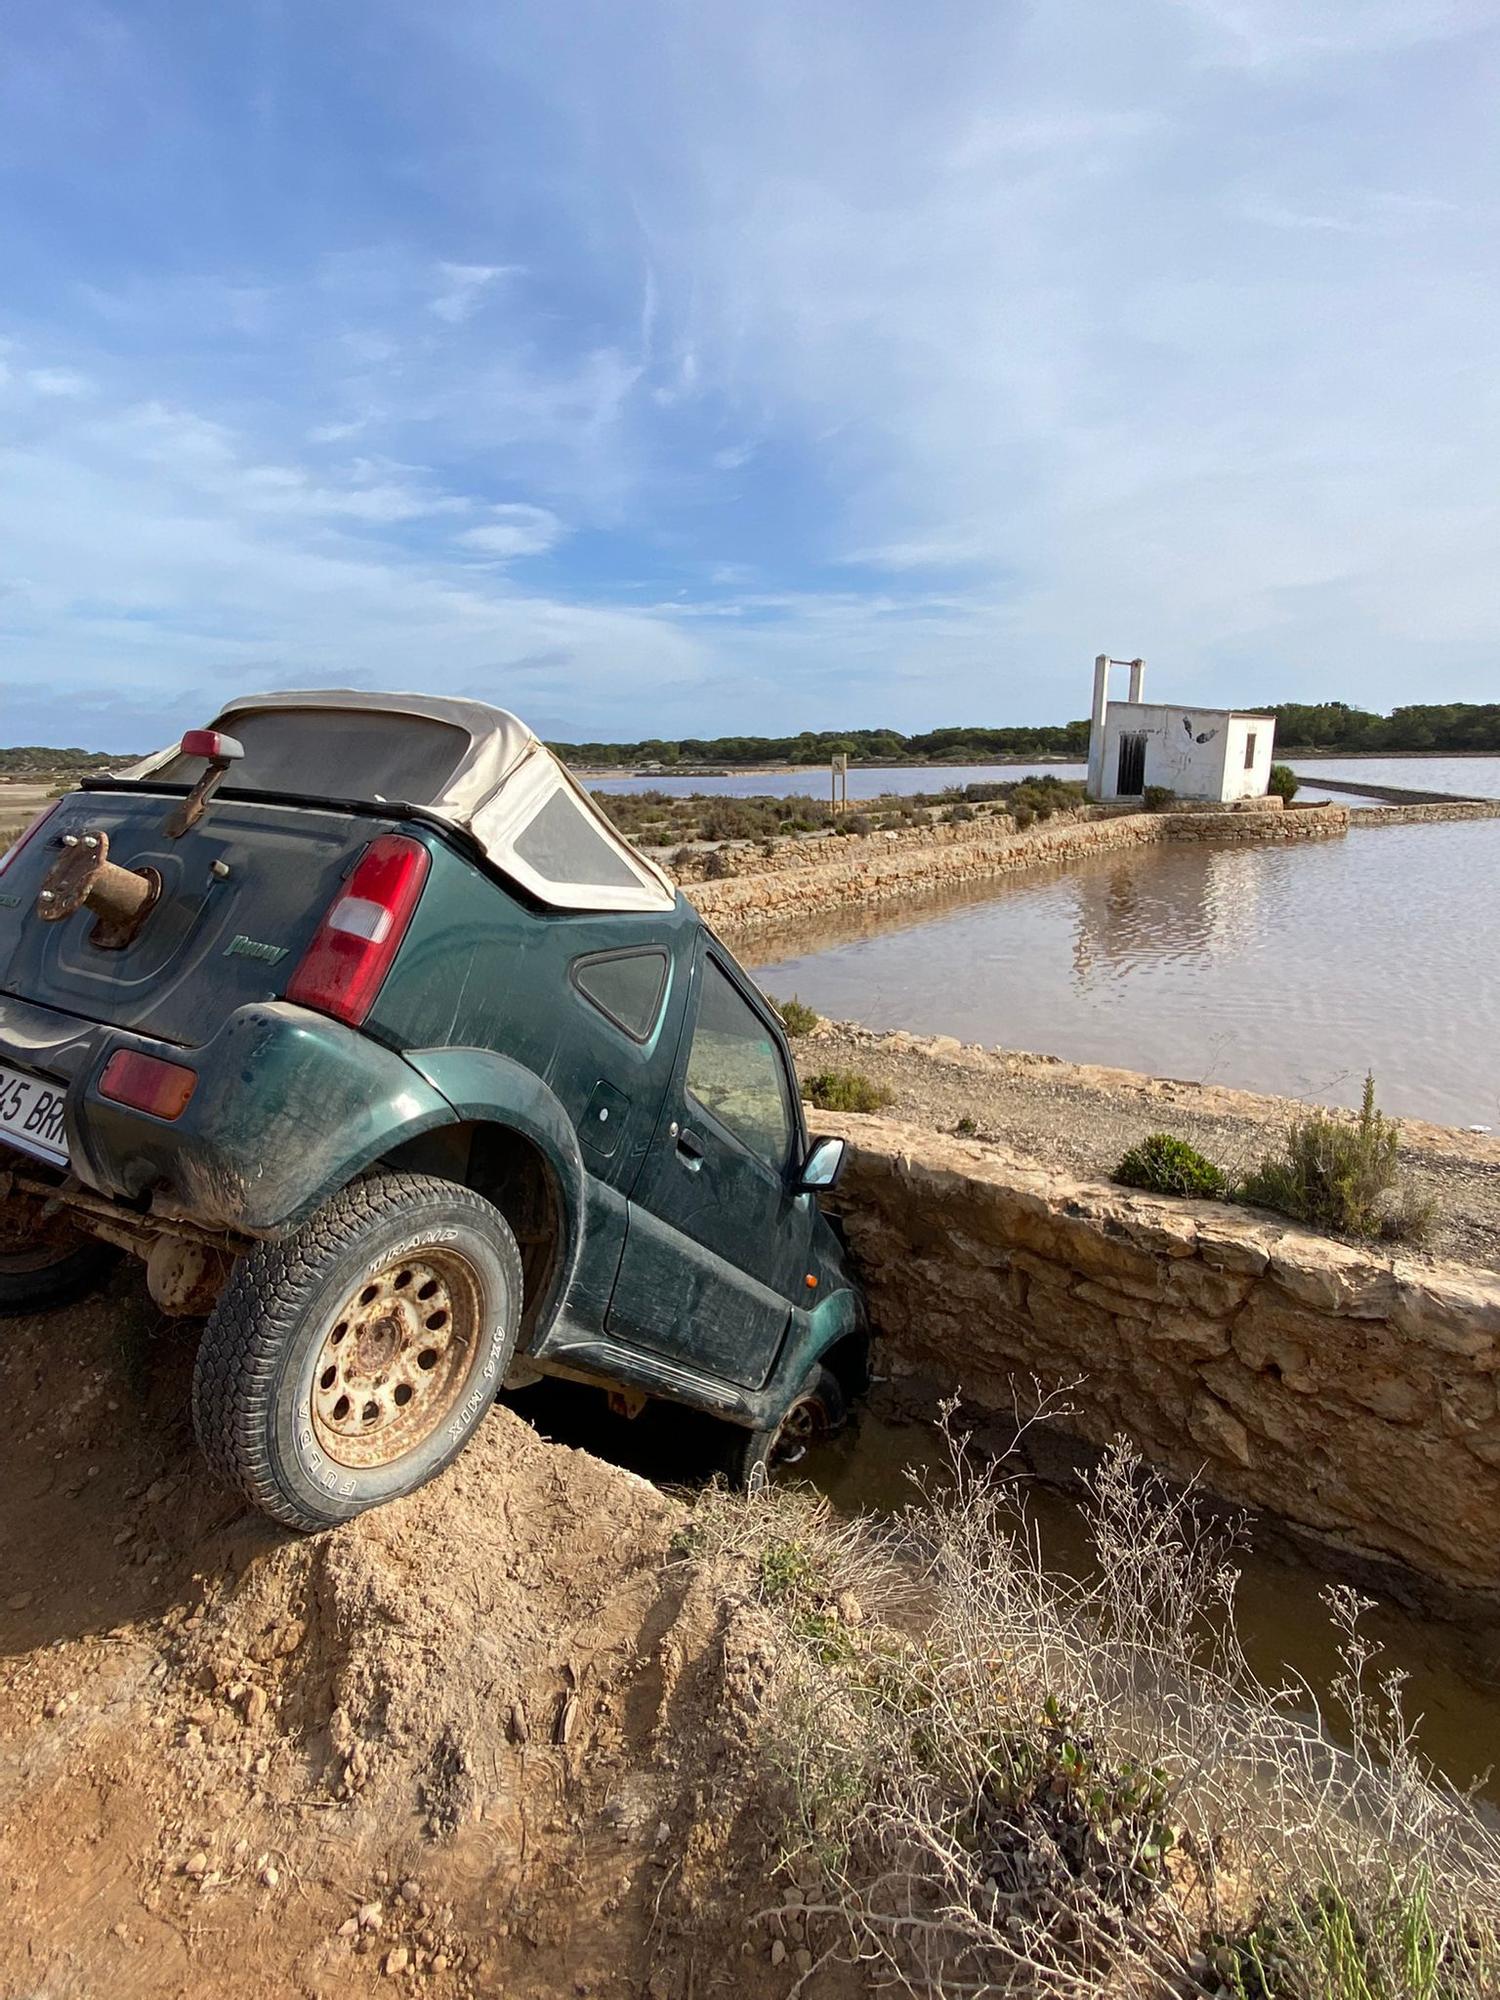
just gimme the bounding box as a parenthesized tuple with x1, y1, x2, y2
(686, 802, 1348, 936)
(817, 1114, 1500, 1600)
(1351, 801, 1500, 826)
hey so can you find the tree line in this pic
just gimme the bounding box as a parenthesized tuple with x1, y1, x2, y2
(549, 702, 1500, 767)
(5, 701, 1498, 778)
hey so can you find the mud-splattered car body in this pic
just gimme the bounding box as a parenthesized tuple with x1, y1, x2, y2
(0, 694, 864, 1526)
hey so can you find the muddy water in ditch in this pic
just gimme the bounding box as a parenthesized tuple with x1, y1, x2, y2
(803, 1406, 1500, 1802)
(511, 1378, 1500, 1801)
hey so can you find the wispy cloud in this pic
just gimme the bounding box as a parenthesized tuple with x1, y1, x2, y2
(1, 0, 1497, 745)
(457, 504, 564, 557)
(428, 261, 519, 324)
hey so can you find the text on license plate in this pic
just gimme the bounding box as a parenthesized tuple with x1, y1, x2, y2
(0, 1061, 69, 1166)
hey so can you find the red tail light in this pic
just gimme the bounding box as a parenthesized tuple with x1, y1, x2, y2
(286, 834, 430, 1027)
(100, 1050, 197, 1120)
(0, 800, 63, 879)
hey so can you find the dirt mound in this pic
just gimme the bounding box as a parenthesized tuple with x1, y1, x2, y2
(0, 1272, 816, 1999)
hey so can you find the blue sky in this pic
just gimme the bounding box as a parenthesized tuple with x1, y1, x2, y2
(2, 0, 1497, 750)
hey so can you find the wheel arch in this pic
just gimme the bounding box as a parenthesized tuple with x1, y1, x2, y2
(372, 1049, 588, 1352)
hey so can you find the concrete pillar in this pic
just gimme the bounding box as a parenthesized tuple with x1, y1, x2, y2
(1087, 654, 1110, 799)
(1128, 657, 1145, 703)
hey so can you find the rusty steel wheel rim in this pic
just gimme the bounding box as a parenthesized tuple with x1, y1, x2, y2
(309, 1244, 486, 1470)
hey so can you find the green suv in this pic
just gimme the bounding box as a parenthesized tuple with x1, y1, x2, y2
(0, 692, 864, 1529)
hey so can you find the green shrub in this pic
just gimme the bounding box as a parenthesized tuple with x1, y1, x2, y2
(1115, 1133, 1228, 1199)
(843, 812, 874, 836)
(803, 1070, 894, 1114)
(944, 802, 977, 824)
(1268, 762, 1299, 802)
(955, 1114, 978, 1137)
(1142, 785, 1177, 812)
(1237, 1074, 1426, 1241)
(770, 994, 820, 1037)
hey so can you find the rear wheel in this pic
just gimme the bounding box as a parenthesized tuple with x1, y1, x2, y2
(732, 1362, 847, 1492)
(0, 1194, 117, 1317)
(192, 1172, 523, 1532)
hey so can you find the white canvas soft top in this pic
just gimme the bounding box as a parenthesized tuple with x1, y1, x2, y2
(125, 688, 677, 914)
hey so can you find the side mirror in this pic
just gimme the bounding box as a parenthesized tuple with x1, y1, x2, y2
(795, 1135, 847, 1192)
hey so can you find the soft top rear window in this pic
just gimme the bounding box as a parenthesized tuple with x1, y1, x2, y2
(145, 709, 469, 806)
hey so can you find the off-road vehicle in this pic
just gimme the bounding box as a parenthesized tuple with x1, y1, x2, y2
(0, 692, 864, 1528)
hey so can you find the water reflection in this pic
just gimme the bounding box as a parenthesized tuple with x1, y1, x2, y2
(749, 820, 1500, 1126)
(1068, 846, 1265, 986)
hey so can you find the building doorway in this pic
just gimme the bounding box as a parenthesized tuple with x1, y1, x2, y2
(1116, 731, 1147, 795)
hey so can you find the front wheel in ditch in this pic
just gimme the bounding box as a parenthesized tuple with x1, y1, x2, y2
(192, 1172, 523, 1532)
(732, 1362, 847, 1493)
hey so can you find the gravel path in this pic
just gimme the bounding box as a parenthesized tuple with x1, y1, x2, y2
(794, 1019, 1500, 1273)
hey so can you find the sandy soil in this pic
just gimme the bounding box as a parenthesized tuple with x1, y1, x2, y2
(0, 1274, 846, 2000)
(794, 1019, 1500, 1273)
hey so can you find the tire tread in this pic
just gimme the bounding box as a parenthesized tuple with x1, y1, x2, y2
(192, 1172, 523, 1531)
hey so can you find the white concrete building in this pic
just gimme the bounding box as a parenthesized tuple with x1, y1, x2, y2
(1086, 656, 1275, 803)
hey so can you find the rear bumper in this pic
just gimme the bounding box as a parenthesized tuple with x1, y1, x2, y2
(0, 995, 454, 1233)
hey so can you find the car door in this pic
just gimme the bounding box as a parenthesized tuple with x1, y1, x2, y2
(605, 938, 812, 1390)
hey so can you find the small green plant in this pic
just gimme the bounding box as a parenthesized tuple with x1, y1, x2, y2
(803, 1070, 894, 1114)
(1238, 1074, 1423, 1241)
(1142, 784, 1177, 812)
(955, 1114, 978, 1137)
(769, 994, 820, 1037)
(1216, 1870, 1486, 2000)
(1115, 1132, 1228, 1199)
(1267, 762, 1300, 803)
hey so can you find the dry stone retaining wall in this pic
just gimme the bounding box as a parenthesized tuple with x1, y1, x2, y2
(1351, 801, 1500, 826)
(686, 803, 1348, 936)
(817, 1114, 1500, 1599)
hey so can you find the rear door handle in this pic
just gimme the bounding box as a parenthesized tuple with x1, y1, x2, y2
(675, 1128, 705, 1173)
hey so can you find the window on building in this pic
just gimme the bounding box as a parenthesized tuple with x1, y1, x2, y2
(685, 960, 793, 1172)
(1245, 732, 1258, 770)
(572, 948, 670, 1042)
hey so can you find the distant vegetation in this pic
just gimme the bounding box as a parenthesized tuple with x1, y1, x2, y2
(0, 746, 129, 782)
(597, 774, 1086, 850)
(553, 722, 1094, 767)
(5, 701, 1498, 783)
(1255, 700, 1500, 755)
(551, 702, 1500, 767)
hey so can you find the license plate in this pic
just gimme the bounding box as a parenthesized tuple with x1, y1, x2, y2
(0, 1060, 70, 1167)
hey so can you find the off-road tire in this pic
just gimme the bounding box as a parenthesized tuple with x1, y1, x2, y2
(192, 1172, 523, 1532)
(0, 1237, 119, 1317)
(733, 1362, 847, 1492)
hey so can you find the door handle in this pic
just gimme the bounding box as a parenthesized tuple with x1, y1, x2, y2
(675, 1128, 705, 1173)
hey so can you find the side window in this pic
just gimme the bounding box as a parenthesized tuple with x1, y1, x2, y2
(572, 948, 670, 1043)
(685, 959, 793, 1173)
(514, 787, 643, 890)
